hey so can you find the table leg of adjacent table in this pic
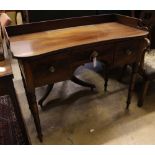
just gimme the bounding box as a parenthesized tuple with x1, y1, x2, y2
(126, 63, 138, 109)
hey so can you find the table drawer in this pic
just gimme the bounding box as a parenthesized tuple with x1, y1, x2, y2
(114, 40, 140, 66)
(31, 53, 72, 86)
(71, 44, 114, 66)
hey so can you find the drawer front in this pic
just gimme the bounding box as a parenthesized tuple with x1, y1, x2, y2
(114, 40, 141, 66)
(31, 52, 72, 87)
(71, 44, 114, 66)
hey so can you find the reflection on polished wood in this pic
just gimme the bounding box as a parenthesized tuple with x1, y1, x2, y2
(0, 60, 12, 78)
(10, 22, 148, 58)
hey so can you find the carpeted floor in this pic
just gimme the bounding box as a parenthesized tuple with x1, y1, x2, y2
(11, 57, 155, 144)
(0, 95, 28, 144)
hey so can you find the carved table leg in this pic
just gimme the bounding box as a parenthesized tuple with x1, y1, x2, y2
(126, 63, 138, 109)
(38, 84, 54, 108)
(71, 75, 95, 91)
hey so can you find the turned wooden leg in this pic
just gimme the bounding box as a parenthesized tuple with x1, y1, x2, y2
(126, 63, 138, 109)
(104, 64, 109, 92)
(71, 75, 95, 91)
(137, 80, 150, 107)
(38, 84, 54, 108)
(119, 64, 128, 82)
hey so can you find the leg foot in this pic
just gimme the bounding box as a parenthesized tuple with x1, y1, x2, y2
(137, 80, 149, 107)
(126, 101, 130, 109)
(137, 101, 143, 107)
(38, 134, 43, 142)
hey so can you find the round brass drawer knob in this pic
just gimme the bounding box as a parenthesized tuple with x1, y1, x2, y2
(49, 66, 55, 73)
(125, 49, 133, 55)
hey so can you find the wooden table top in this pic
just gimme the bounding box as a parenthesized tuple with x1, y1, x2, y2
(10, 22, 148, 58)
(0, 60, 12, 78)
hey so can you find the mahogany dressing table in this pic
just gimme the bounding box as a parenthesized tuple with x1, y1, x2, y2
(6, 14, 149, 142)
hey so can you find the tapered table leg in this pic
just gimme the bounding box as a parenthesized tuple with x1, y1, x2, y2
(104, 64, 109, 92)
(21, 72, 43, 142)
(119, 64, 128, 82)
(126, 63, 138, 109)
(137, 80, 150, 107)
(27, 92, 43, 142)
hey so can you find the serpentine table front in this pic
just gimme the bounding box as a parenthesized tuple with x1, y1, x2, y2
(7, 14, 149, 142)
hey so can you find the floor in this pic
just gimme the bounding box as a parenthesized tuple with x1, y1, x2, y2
(11, 59, 155, 144)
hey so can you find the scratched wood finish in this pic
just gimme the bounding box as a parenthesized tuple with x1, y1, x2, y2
(10, 22, 148, 58)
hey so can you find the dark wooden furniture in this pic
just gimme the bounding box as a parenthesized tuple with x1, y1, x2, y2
(0, 60, 30, 144)
(0, 13, 30, 144)
(26, 10, 131, 23)
(132, 11, 155, 48)
(0, 12, 12, 60)
(136, 37, 155, 107)
(7, 14, 148, 142)
(122, 11, 155, 107)
(137, 11, 155, 107)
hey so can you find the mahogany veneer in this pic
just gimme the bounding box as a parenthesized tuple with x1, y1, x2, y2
(7, 14, 149, 142)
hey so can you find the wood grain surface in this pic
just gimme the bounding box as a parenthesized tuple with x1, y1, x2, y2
(10, 22, 148, 58)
